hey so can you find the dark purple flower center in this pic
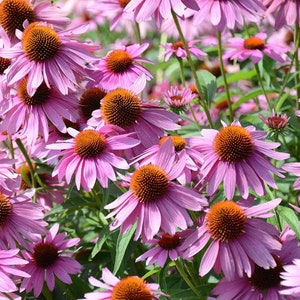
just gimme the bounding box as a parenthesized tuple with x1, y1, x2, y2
(0, 57, 11, 75)
(158, 233, 180, 250)
(0, 194, 11, 225)
(33, 242, 59, 269)
(80, 88, 106, 119)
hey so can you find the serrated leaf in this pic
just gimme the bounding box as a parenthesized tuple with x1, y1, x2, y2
(91, 225, 111, 258)
(277, 206, 300, 239)
(113, 223, 136, 274)
(196, 70, 217, 106)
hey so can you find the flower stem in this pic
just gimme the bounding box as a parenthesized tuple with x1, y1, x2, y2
(294, 23, 300, 109)
(171, 9, 214, 128)
(42, 283, 54, 300)
(174, 259, 205, 299)
(134, 21, 142, 45)
(254, 63, 272, 111)
(177, 57, 201, 130)
(217, 30, 234, 121)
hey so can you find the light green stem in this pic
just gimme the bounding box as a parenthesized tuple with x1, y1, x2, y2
(174, 259, 205, 299)
(217, 31, 234, 121)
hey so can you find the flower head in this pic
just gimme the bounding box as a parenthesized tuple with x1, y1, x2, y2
(181, 198, 282, 280)
(105, 139, 207, 241)
(162, 40, 207, 61)
(136, 231, 189, 267)
(83, 267, 167, 300)
(1, 21, 98, 96)
(260, 110, 290, 136)
(195, 120, 290, 199)
(48, 126, 140, 191)
(20, 223, 82, 298)
(223, 32, 288, 63)
(96, 43, 153, 90)
(212, 226, 300, 299)
(0, 189, 47, 249)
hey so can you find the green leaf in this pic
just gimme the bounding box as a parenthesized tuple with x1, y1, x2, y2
(113, 223, 137, 275)
(91, 225, 111, 258)
(277, 205, 300, 239)
(196, 70, 217, 106)
(232, 88, 280, 110)
(217, 68, 256, 86)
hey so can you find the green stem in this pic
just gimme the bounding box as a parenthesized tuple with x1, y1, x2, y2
(171, 9, 214, 129)
(254, 63, 272, 111)
(177, 57, 201, 131)
(295, 23, 300, 109)
(174, 259, 205, 299)
(217, 30, 234, 122)
(42, 283, 54, 300)
(134, 21, 142, 45)
(15, 138, 36, 189)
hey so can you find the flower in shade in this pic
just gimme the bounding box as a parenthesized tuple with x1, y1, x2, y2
(0, 249, 29, 293)
(161, 40, 207, 61)
(48, 126, 140, 192)
(83, 267, 167, 300)
(88, 79, 181, 155)
(211, 225, 300, 299)
(0, 21, 98, 96)
(181, 198, 282, 280)
(264, 0, 300, 30)
(133, 135, 203, 185)
(95, 43, 152, 90)
(105, 139, 207, 241)
(136, 231, 189, 267)
(0, 78, 79, 145)
(163, 86, 195, 114)
(195, 120, 290, 200)
(0, 189, 47, 249)
(281, 259, 300, 297)
(0, 0, 69, 38)
(223, 32, 288, 63)
(20, 223, 82, 298)
(192, 0, 265, 31)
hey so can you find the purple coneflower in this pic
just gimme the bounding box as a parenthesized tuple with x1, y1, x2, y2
(181, 198, 282, 280)
(88, 79, 181, 154)
(223, 32, 288, 63)
(211, 226, 300, 299)
(95, 43, 152, 90)
(162, 40, 207, 61)
(0, 78, 79, 145)
(83, 267, 167, 300)
(105, 139, 207, 241)
(260, 110, 290, 135)
(48, 126, 139, 192)
(195, 120, 290, 200)
(0, 0, 69, 38)
(0, 21, 98, 96)
(0, 189, 47, 249)
(281, 163, 300, 190)
(20, 223, 82, 298)
(192, 0, 265, 31)
(136, 231, 189, 267)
